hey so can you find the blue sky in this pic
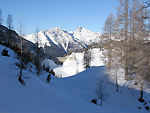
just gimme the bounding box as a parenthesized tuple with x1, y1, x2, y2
(0, 0, 118, 34)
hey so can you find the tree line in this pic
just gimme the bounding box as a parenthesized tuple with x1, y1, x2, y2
(101, 0, 150, 101)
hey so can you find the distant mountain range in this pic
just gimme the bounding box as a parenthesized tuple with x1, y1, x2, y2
(24, 27, 101, 57)
(0, 25, 101, 64)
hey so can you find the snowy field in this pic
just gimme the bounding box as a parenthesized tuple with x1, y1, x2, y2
(52, 48, 104, 77)
(0, 45, 149, 113)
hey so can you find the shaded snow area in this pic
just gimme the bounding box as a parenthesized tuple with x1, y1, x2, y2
(0, 45, 150, 113)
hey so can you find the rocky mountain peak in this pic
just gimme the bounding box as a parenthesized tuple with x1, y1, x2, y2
(24, 27, 101, 58)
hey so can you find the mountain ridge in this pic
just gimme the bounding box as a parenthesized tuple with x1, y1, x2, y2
(24, 27, 101, 56)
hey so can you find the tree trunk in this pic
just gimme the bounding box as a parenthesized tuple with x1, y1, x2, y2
(115, 66, 118, 92)
(125, 65, 128, 80)
(140, 80, 144, 100)
(138, 79, 144, 102)
(108, 48, 112, 70)
(140, 90, 143, 100)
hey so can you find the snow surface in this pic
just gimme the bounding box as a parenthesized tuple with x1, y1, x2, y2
(42, 59, 59, 69)
(0, 45, 150, 113)
(53, 48, 104, 77)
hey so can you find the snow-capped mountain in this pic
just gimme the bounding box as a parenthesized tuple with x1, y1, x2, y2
(24, 27, 101, 57)
(73, 26, 101, 45)
(24, 27, 84, 51)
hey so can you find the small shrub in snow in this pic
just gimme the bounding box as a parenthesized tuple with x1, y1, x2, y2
(138, 98, 145, 103)
(1, 48, 10, 57)
(145, 106, 149, 111)
(91, 99, 97, 104)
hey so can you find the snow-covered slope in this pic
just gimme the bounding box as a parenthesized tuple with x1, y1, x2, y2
(0, 45, 150, 113)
